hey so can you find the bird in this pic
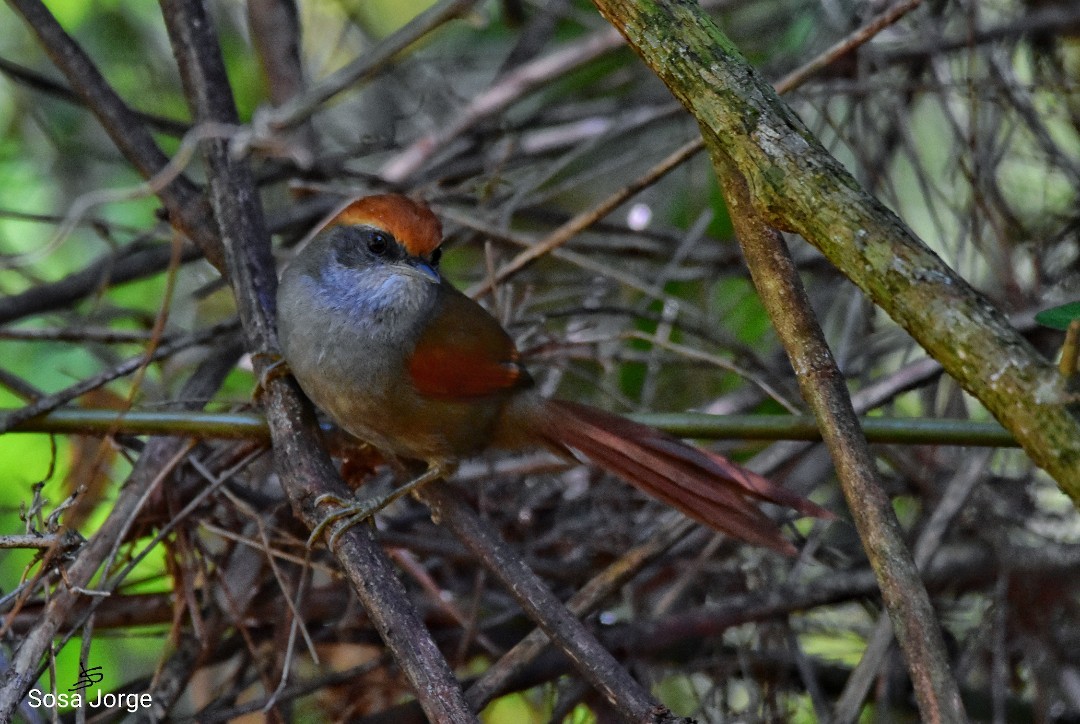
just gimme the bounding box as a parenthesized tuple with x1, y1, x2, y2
(275, 194, 829, 553)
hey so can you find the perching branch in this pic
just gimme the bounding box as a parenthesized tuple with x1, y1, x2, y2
(156, 0, 475, 720)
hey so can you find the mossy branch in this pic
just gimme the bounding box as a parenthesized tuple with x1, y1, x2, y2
(591, 0, 1080, 500)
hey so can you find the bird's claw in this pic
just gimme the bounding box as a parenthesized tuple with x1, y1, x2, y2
(306, 493, 381, 549)
(306, 464, 449, 549)
(252, 352, 290, 402)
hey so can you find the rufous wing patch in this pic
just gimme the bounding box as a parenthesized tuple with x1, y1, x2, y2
(409, 345, 524, 399)
(407, 286, 529, 399)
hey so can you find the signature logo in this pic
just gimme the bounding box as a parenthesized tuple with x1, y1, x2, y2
(27, 664, 154, 714)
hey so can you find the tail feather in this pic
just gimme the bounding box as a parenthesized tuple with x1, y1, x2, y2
(532, 399, 830, 555)
(573, 437, 795, 553)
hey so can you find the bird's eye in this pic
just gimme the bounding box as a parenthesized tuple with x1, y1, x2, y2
(430, 247, 442, 266)
(367, 232, 389, 256)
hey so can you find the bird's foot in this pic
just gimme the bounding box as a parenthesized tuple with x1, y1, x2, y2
(305, 493, 379, 549)
(307, 464, 448, 549)
(251, 352, 291, 403)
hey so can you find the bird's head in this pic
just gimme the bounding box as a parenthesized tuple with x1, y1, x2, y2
(299, 194, 444, 286)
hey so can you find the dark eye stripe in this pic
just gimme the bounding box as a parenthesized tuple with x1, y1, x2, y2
(332, 226, 400, 267)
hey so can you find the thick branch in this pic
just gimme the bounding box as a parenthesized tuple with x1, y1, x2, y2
(590, 0, 1080, 498)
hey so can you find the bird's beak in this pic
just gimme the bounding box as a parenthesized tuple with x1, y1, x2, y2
(410, 259, 440, 284)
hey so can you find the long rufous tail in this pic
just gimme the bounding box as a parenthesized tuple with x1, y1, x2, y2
(531, 399, 830, 555)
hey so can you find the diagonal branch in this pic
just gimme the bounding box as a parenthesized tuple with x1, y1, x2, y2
(420, 483, 693, 723)
(0, 321, 239, 435)
(0, 55, 190, 136)
(246, 0, 480, 145)
(717, 160, 967, 722)
(4, 0, 224, 272)
(589, 0, 1080, 507)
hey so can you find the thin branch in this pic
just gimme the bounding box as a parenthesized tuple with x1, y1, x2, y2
(246, 0, 318, 156)
(832, 452, 990, 722)
(467, 139, 703, 296)
(4, 408, 1020, 447)
(0, 326, 170, 343)
(380, 24, 626, 183)
(0, 346, 238, 720)
(419, 483, 691, 723)
(0, 235, 201, 325)
(5, 0, 225, 271)
(0, 55, 190, 136)
(0, 196, 338, 327)
(243, 0, 480, 147)
(773, 0, 925, 92)
(464, 514, 694, 710)
(867, 4, 1080, 66)
(0, 533, 81, 550)
(0, 320, 240, 435)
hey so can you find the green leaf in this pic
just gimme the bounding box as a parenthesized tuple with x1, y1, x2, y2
(1035, 301, 1080, 330)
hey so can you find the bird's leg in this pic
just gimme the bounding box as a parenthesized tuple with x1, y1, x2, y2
(307, 462, 451, 549)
